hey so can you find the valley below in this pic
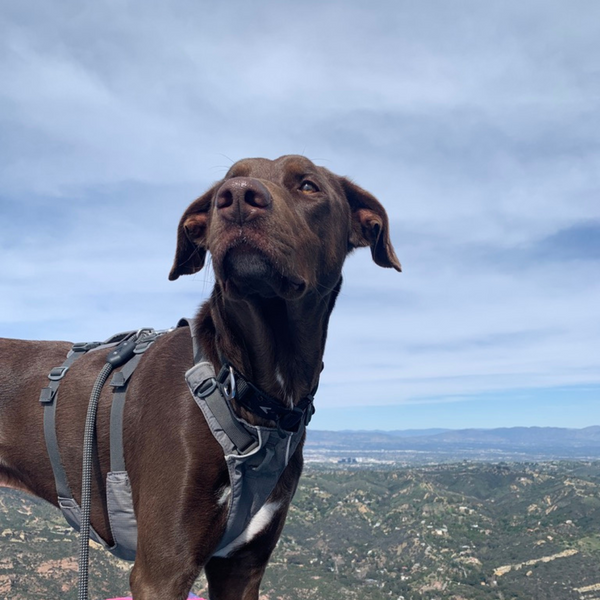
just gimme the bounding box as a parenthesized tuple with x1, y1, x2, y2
(2, 459, 600, 599)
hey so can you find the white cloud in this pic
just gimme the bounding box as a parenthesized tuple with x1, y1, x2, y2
(1, 0, 599, 427)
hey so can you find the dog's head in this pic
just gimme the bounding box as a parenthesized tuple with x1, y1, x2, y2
(169, 155, 400, 299)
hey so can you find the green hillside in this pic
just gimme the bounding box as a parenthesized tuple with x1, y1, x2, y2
(2, 462, 600, 599)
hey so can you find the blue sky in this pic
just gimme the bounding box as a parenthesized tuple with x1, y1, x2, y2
(1, 1, 599, 430)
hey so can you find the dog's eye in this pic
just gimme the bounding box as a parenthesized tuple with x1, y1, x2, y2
(299, 181, 319, 193)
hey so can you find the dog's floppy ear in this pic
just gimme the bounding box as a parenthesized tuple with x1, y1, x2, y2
(340, 177, 401, 271)
(168, 185, 218, 281)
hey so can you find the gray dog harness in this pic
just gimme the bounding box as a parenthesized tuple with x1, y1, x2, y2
(39, 328, 164, 560)
(185, 357, 313, 553)
(40, 319, 315, 561)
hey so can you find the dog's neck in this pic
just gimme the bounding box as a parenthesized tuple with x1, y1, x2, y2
(195, 280, 341, 408)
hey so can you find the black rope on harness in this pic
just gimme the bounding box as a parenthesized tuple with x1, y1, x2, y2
(78, 336, 137, 600)
(77, 362, 112, 600)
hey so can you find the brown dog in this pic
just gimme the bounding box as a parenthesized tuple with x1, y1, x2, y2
(0, 155, 400, 599)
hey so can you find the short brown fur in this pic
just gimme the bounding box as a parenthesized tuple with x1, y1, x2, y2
(0, 155, 400, 599)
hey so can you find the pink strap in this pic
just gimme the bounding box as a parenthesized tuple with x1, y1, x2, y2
(107, 596, 205, 599)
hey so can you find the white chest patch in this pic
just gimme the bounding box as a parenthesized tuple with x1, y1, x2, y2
(275, 367, 285, 390)
(213, 501, 282, 557)
(216, 485, 231, 506)
(274, 367, 295, 408)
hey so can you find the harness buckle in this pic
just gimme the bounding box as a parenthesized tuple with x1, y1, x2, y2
(110, 371, 127, 388)
(39, 386, 56, 404)
(48, 366, 69, 381)
(71, 341, 101, 353)
(196, 378, 218, 398)
(133, 332, 158, 354)
(136, 327, 154, 338)
(222, 366, 236, 401)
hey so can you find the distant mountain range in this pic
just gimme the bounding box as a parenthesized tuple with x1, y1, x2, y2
(306, 426, 600, 462)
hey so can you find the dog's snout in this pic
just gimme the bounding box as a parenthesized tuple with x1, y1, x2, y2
(216, 178, 272, 224)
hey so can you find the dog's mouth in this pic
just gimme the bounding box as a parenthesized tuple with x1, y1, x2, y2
(220, 243, 306, 299)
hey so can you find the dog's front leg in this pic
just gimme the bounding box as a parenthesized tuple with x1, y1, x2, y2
(129, 509, 221, 600)
(204, 554, 266, 600)
(128, 485, 227, 600)
(203, 505, 287, 600)
(204, 544, 274, 600)
(129, 548, 204, 600)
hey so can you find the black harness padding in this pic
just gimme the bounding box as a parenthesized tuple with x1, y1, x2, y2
(217, 363, 316, 433)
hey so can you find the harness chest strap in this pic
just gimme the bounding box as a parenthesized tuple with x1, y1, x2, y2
(185, 359, 308, 553)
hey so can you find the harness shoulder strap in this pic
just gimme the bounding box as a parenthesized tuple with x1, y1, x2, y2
(109, 353, 143, 472)
(177, 317, 202, 364)
(39, 343, 98, 508)
(105, 329, 167, 561)
(39, 342, 113, 548)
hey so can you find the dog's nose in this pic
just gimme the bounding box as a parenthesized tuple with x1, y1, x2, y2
(216, 177, 272, 224)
